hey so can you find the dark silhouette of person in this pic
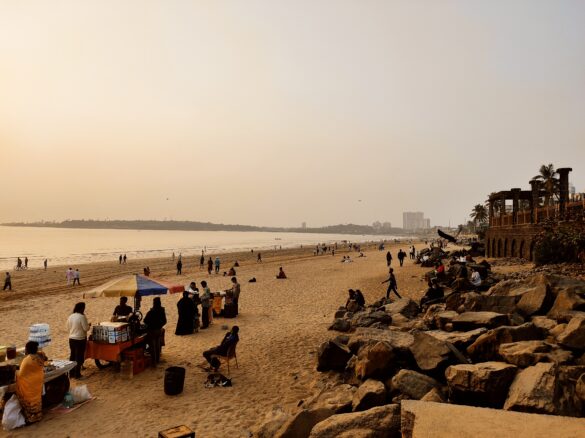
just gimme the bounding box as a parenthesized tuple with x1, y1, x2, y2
(202, 326, 239, 371)
(386, 251, 392, 266)
(144, 297, 167, 366)
(3, 272, 12, 290)
(175, 291, 196, 335)
(177, 259, 183, 275)
(398, 249, 406, 267)
(382, 268, 401, 299)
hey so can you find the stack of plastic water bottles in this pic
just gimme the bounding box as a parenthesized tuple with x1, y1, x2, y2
(28, 323, 51, 348)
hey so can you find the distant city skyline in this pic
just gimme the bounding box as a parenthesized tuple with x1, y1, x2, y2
(1, 1, 584, 228)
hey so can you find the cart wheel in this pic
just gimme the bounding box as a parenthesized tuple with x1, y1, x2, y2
(95, 359, 114, 369)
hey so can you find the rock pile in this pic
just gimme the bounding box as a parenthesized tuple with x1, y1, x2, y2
(253, 272, 585, 437)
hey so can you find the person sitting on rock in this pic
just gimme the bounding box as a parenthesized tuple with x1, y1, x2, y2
(276, 267, 287, 279)
(420, 279, 444, 308)
(345, 289, 360, 312)
(354, 289, 365, 307)
(470, 267, 482, 288)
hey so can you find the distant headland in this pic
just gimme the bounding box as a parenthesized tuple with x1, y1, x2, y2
(2, 219, 407, 236)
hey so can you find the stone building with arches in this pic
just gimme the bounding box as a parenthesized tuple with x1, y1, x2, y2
(485, 167, 585, 260)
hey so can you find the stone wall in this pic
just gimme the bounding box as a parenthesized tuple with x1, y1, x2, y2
(485, 224, 541, 260)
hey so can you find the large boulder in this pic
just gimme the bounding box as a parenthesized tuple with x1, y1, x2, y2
(451, 312, 509, 331)
(352, 379, 387, 411)
(409, 331, 457, 375)
(389, 369, 441, 400)
(461, 292, 518, 314)
(467, 323, 543, 362)
(329, 319, 351, 333)
(426, 328, 487, 349)
(530, 316, 558, 333)
(434, 311, 459, 330)
(422, 304, 447, 328)
(487, 274, 550, 299)
(348, 327, 414, 355)
(516, 283, 555, 317)
(317, 340, 354, 372)
(556, 365, 585, 417)
(556, 316, 585, 350)
(275, 384, 356, 438)
(308, 404, 400, 438)
(401, 399, 585, 438)
(548, 290, 585, 321)
(383, 298, 420, 319)
(351, 310, 392, 328)
(354, 341, 394, 380)
(445, 361, 517, 408)
(498, 340, 573, 367)
(503, 362, 557, 414)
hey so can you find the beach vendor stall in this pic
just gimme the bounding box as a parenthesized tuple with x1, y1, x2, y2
(1, 325, 76, 429)
(83, 275, 182, 373)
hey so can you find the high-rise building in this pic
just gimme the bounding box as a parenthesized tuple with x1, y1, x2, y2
(403, 212, 431, 230)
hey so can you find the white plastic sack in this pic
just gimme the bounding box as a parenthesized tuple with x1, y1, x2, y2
(70, 384, 92, 404)
(2, 394, 26, 431)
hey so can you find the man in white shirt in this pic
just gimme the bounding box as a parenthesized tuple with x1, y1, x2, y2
(470, 268, 482, 287)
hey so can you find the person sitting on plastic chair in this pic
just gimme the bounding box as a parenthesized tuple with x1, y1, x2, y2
(202, 326, 239, 372)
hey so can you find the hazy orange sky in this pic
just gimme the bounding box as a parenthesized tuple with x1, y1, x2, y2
(1, 1, 584, 228)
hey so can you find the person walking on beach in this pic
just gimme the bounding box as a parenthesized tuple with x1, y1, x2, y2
(66, 267, 74, 286)
(119, 255, 122, 264)
(24, 257, 28, 269)
(257, 253, 262, 263)
(16, 257, 22, 270)
(3, 272, 12, 291)
(200, 253, 205, 269)
(123, 254, 127, 264)
(43, 259, 48, 270)
(73, 269, 81, 285)
(386, 251, 392, 266)
(397, 249, 406, 267)
(382, 268, 401, 300)
(176, 259, 183, 275)
(207, 257, 213, 275)
(214, 256, 220, 274)
(172, 252, 175, 261)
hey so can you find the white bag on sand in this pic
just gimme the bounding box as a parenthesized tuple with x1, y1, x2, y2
(70, 385, 92, 404)
(2, 394, 26, 431)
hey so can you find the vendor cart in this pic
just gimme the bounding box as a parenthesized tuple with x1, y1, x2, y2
(86, 333, 148, 369)
(83, 275, 181, 370)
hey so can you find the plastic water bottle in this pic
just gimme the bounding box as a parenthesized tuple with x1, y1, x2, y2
(63, 392, 74, 409)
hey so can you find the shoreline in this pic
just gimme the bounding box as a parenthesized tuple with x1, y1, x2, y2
(0, 239, 421, 304)
(0, 225, 413, 271)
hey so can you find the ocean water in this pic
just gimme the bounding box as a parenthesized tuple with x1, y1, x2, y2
(0, 226, 402, 271)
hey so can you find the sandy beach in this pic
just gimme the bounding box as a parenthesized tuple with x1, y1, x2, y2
(0, 241, 514, 437)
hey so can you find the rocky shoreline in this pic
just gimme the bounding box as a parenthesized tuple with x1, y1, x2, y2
(253, 265, 585, 437)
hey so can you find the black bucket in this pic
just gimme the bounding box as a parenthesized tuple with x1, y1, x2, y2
(164, 366, 186, 395)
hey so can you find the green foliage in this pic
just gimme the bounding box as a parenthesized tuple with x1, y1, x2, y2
(534, 224, 585, 265)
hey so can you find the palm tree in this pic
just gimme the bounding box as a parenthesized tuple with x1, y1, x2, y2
(534, 164, 559, 206)
(470, 204, 488, 231)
